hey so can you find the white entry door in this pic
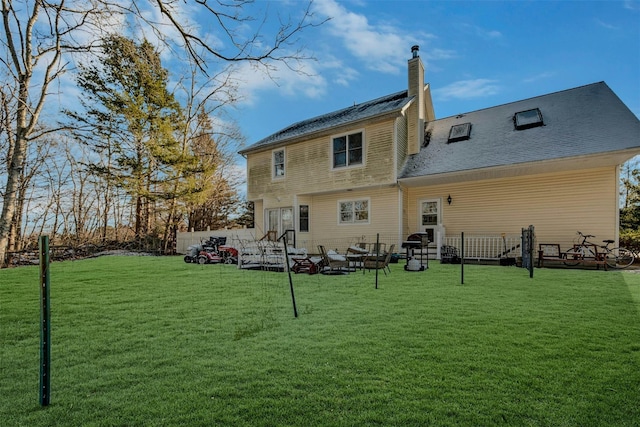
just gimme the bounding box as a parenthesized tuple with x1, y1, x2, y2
(419, 199, 444, 259)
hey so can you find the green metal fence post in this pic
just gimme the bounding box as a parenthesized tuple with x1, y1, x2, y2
(39, 235, 51, 406)
(461, 232, 465, 285)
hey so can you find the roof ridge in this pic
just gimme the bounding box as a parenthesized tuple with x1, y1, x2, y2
(277, 89, 408, 131)
(433, 81, 608, 122)
(240, 89, 411, 153)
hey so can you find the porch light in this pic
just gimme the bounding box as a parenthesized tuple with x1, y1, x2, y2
(447, 195, 452, 205)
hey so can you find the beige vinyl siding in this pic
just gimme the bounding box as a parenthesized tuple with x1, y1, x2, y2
(253, 200, 265, 237)
(246, 118, 397, 202)
(245, 151, 273, 201)
(307, 187, 401, 251)
(406, 102, 419, 155)
(396, 114, 408, 173)
(405, 167, 617, 249)
(401, 187, 410, 239)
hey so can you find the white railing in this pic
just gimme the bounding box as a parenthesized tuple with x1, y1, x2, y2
(178, 228, 523, 262)
(443, 234, 521, 260)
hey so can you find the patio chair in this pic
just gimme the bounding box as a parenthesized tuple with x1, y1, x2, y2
(368, 242, 386, 256)
(317, 245, 351, 274)
(346, 245, 369, 270)
(363, 244, 395, 275)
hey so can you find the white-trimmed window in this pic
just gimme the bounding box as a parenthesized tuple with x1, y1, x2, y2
(419, 199, 441, 244)
(332, 131, 363, 169)
(273, 148, 285, 178)
(299, 205, 309, 232)
(339, 199, 369, 224)
(266, 207, 294, 239)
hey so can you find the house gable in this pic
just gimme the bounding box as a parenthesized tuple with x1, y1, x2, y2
(237, 47, 639, 256)
(239, 91, 413, 156)
(244, 119, 399, 202)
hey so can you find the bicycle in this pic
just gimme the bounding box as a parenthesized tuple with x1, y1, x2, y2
(563, 231, 635, 269)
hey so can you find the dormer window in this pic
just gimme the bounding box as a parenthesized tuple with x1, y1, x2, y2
(448, 123, 472, 143)
(514, 108, 544, 130)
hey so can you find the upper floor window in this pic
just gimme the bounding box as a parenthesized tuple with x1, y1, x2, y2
(273, 149, 285, 178)
(333, 131, 363, 169)
(514, 108, 544, 130)
(339, 199, 369, 224)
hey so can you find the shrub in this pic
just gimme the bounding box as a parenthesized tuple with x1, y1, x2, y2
(619, 229, 640, 253)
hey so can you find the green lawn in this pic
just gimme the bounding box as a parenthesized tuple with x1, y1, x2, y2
(1, 256, 639, 426)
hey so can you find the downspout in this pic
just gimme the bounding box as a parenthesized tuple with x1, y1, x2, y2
(615, 164, 621, 245)
(394, 116, 403, 247)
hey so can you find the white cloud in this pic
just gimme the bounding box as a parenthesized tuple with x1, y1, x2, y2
(426, 48, 458, 61)
(232, 59, 329, 106)
(312, 0, 432, 74)
(133, 2, 196, 60)
(334, 66, 359, 87)
(459, 23, 503, 40)
(595, 19, 619, 31)
(523, 72, 556, 83)
(433, 79, 500, 100)
(200, 0, 449, 106)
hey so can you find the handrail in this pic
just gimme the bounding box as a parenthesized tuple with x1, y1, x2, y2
(278, 229, 296, 248)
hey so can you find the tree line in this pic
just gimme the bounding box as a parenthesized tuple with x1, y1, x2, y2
(0, 0, 319, 266)
(620, 158, 640, 253)
(3, 2, 637, 267)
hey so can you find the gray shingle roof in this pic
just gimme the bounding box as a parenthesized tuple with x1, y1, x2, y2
(399, 82, 640, 180)
(239, 90, 413, 155)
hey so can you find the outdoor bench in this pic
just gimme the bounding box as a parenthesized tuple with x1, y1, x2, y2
(537, 243, 607, 270)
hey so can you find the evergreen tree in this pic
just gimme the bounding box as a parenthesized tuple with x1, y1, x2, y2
(621, 168, 640, 230)
(67, 35, 185, 239)
(185, 108, 241, 232)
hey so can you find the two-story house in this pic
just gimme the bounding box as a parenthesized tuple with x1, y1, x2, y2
(238, 46, 640, 257)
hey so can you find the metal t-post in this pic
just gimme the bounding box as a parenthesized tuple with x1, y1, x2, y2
(280, 235, 298, 318)
(528, 225, 535, 278)
(375, 233, 380, 289)
(39, 235, 51, 406)
(461, 232, 465, 285)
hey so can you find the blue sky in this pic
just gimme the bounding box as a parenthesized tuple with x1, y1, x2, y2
(228, 0, 639, 150)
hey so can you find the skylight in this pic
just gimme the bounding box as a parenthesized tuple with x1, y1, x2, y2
(514, 108, 544, 130)
(448, 123, 472, 143)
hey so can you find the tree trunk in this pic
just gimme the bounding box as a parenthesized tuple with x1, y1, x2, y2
(0, 79, 28, 266)
(0, 141, 25, 265)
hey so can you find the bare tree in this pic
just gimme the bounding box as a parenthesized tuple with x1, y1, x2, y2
(123, 0, 322, 74)
(0, 0, 321, 266)
(185, 108, 244, 233)
(0, 0, 108, 265)
(156, 60, 245, 253)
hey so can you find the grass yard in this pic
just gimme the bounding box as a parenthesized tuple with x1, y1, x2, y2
(1, 256, 640, 426)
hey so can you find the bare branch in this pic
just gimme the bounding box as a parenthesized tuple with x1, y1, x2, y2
(135, 0, 326, 73)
